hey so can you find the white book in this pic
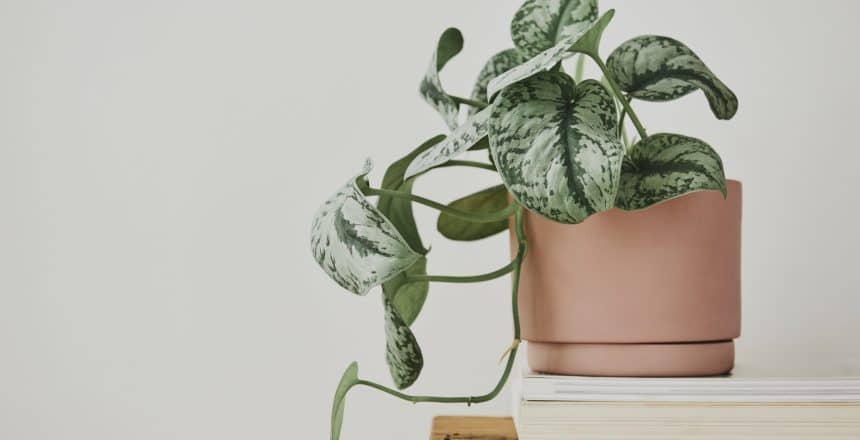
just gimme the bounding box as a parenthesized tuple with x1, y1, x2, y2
(519, 364, 860, 403)
(512, 362, 860, 439)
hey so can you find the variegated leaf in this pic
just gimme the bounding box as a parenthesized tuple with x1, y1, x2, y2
(330, 362, 359, 440)
(420, 28, 464, 130)
(606, 35, 738, 120)
(437, 185, 510, 241)
(489, 72, 623, 223)
(310, 161, 421, 295)
(617, 133, 727, 211)
(384, 296, 423, 389)
(404, 107, 491, 179)
(511, 0, 598, 58)
(487, 10, 615, 99)
(469, 49, 526, 116)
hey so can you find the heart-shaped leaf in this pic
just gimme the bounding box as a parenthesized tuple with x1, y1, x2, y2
(420, 28, 464, 130)
(437, 185, 510, 241)
(488, 10, 615, 99)
(511, 0, 599, 58)
(330, 362, 359, 440)
(384, 296, 424, 389)
(469, 49, 526, 116)
(617, 133, 727, 211)
(384, 257, 428, 326)
(489, 72, 623, 223)
(404, 107, 491, 179)
(606, 35, 738, 120)
(310, 161, 421, 295)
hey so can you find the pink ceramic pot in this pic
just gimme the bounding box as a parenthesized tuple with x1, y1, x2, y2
(512, 181, 742, 377)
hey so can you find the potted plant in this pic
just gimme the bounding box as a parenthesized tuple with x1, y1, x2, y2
(309, 1, 739, 438)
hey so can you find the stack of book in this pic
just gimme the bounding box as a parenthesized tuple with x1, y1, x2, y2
(512, 364, 860, 439)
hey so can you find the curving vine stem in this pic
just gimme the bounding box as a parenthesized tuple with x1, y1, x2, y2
(330, 205, 528, 437)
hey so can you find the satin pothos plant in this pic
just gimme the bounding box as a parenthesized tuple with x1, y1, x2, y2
(310, 1, 737, 438)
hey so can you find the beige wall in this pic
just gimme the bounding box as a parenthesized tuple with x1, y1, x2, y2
(2, 1, 859, 438)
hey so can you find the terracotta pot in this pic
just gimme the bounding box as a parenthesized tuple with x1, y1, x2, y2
(512, 181, 742, 377)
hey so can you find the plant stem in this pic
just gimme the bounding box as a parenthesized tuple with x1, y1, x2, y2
(591, 56, 648, 141)
(448, 95, 488, 109)
(573, 54, 586, 82)
(435, 160, 496, 172)
(407, 259, 516, 284)
(365, 187, 517, 223)
(355, 208, 528, 406)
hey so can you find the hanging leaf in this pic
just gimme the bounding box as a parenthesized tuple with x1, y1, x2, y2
(381, 258, 427, 388)
(420, 28, 464, 130)
(404, 107, 491, 179)
(330, 362, 359, 440)
(617, 133, 727, 211)
(310, 161, 421, 295)
(384, 297, 424, 389)
(437, 185, 510, 241)
(469, 49, 526, 116)
(487, 10, 615, 99)
(511, 0, 599, 58)
(606, 35, 738, 120)
(489, 72, 623, 224)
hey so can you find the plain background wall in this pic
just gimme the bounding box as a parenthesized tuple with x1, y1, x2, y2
(2, 1, 860, 438)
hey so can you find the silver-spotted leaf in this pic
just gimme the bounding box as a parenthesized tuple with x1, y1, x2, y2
(437, 185, 510, 241)
(420, 28, 464, 130)
(384, 297, 424, 389)
(310, 161, 421, 295)
(511, 0, 598, 58)
(487, 10, 615, 99)
(330, 362, 359, 440)
(489, 72, 623, 223)
(617, 133, 726, 211)
(606, 35, 738, 119)
(469, 49, 526, 116)
(404, 107, 491, 179)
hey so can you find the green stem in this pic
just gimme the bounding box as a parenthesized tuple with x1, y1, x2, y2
(365, 187, 517, 223)
(573, 54, 586, 82)
(448, 95, 487, 110)
(354, 208, 528, 405)
(591, 56, 648, 141)
(435, 160, 496, 172)
(407, 259, 515, 284)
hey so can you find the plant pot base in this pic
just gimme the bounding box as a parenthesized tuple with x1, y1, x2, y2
(527, 340, 734, 377)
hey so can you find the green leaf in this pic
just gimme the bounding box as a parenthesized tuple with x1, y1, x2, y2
(404, 107, 491, 179)
(437, 185, 510, 241)
(384, 257, 428, 326)
(420, 28, 464, 130)
(378, 135, 446, 254)
(606, 35, 738, 120)
(489, 72, 624, 224)
(511, 0, 599, 58)
(487, 10, 615, 99)
(617, 133, 727, 211)
(384, 296, 424, 389)
(469, 49, 526, 116)
(381, 258, 427, 388)
(310, 160, 421, 295)
(330, 362, 359, 440)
